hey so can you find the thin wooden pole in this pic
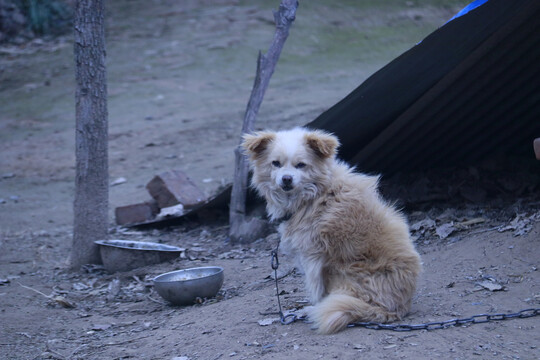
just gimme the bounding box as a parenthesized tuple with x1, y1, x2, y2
(229, 0, 299, 243)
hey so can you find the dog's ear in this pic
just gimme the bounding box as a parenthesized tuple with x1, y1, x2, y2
(305, 130, 339, 159)
(242, 131, 276, 159)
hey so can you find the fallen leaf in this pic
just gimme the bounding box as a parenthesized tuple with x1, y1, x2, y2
(476, 280, 504, 292)
(72, 282, 89, 291)
(53, 296, 76, 308)
(410, 218, 436, 233)
(498, 212, 540, 236)
(436, 222, 456, 239)
(92, 324, 112, 331)
(258, 318, 279, 326)
(107, 278, 121, 301)
(111, 177, 127, 186)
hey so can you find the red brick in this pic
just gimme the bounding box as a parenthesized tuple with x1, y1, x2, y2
(146, 170, 206, 209)
(115, 201, 159, 225)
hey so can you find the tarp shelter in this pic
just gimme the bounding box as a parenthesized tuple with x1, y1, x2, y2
(308, 0, 540, 174)
(133, 0, 540, 227)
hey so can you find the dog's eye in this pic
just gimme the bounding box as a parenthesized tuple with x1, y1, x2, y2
(295, 162, 306, 169)
(272, 160, 281, 168)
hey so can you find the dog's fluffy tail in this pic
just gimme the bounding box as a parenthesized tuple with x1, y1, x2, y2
(309, 293, 399, 334)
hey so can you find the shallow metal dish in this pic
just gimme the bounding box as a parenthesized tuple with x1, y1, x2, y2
(153, 266, 224, 305)
(95, 239, 183, 273)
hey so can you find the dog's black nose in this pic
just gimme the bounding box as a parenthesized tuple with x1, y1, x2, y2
(282, 175, 293, 185)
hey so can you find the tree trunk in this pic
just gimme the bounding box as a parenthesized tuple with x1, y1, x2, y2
(229, 0, 299, 243)
(71, 0, 108, 270)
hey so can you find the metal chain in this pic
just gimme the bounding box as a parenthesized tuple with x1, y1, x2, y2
(271, 250, 540, 331)
(271, 250, 299, 325)
(348, 308, 540, 331)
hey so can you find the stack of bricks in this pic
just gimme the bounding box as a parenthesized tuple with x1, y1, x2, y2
(115, 170, 206, 226)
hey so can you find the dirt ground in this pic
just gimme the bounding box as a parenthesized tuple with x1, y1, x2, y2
(1, 0, 539, 359)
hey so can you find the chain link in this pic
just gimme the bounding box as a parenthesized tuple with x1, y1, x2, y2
(271, 249, 540, 331)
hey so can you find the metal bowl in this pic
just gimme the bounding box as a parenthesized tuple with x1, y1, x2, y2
(153, 266, 224, 305)
(95, 239, 183, 273)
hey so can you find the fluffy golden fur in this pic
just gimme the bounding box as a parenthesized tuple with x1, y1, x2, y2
(242, 127, 421, 334)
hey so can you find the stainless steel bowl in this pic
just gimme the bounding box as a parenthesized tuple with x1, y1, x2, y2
(153, 266, 224, 305)
(95, 239, 183, 273)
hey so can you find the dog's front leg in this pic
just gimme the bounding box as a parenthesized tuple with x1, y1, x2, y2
(301, 256, 326, 304)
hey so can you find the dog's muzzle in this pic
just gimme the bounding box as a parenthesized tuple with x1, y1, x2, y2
(280, 175, 294, 191)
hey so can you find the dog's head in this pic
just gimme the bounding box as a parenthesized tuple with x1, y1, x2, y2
(242, 128, 339, 195)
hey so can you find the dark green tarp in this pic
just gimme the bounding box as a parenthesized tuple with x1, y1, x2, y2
(308, 0, 540, 174)
(133, 0, 540, 227)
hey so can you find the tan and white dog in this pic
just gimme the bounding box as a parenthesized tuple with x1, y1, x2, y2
(242, 127, 421, 334)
